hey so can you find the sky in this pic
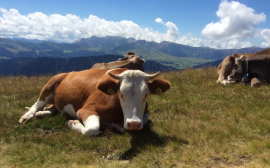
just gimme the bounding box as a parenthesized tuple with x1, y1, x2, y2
(0, 0, 270, 49)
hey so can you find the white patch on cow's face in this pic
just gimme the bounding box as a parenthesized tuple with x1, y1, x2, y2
(228, 59, 245, 82)
(117, 70, 148, 130)
(63, 104, 78, 118)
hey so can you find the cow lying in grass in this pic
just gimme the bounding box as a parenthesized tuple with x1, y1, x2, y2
(228, 48, 270, 87)
(216, 53, 254, 85)
(216, 52, 265, 87)
(91, 51, 145, 71)
(19, 68, 170, 136)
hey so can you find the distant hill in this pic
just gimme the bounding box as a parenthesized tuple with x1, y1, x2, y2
(193, 59, 222, 69)
(0, 36, 264, 70)
(0, 55, 176, 76)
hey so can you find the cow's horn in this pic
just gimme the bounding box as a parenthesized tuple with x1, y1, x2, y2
(239, 55, 246, 59)
(145, 72, 160, 80)
(108, 72, 120, 80)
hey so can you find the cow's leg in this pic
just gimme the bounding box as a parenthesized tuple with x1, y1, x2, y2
(35, 105, 59, 118)
(216, 75, 225, 83)
(221, 79, 235, 85)
(19, 94, 53, 123)
(251, 77, 262, 87)
(67, 110, 100, 136)
(19, 73, 68, 123)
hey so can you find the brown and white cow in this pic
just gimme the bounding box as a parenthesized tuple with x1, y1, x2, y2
(217, 53, 254, 85)
(19, 68, 170, 136)
(91, 51, 145, 71)
(228, 48, 270, 87)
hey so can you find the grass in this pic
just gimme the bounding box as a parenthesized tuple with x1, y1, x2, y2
(117, 49, 212, 69)
(1, 68, 270, 167)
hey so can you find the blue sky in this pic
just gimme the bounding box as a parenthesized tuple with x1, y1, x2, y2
(0, 0, 270, 49)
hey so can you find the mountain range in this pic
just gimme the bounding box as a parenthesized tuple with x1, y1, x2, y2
(0, 55, 176, 76)
(0, 36, 265, 76)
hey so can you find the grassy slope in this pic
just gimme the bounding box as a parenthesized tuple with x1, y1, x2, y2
(1, 68, 270, 167)
(116, 49, 211, 69)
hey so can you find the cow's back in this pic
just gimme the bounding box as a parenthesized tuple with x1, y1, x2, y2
(248, 49, 270, 82)
(53, 69, 116, 112)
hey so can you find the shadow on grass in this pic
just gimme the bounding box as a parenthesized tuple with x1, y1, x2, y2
(119, 121, 189, 160)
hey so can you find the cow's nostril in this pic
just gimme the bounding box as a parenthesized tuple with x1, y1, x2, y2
(127, 121, 141, 130)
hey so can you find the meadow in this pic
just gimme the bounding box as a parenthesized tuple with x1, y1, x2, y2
(1, 67, 270, 167)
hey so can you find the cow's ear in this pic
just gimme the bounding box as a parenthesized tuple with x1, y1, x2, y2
(140, 58, 146, 64)
(229, 56, 235, 63)
(240, 55, 248, 61)
(148, 79, 171, 94)
(118, 57, 128, 61)
(235, 55, 247, 65)
(97, 80, 119, 95)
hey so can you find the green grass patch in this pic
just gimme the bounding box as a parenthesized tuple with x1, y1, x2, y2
(137, 50, 212, 69)
(115, 49, 212, 70)
(1, 68, 270, 167)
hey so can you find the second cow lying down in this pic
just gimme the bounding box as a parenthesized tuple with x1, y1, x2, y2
(228, 48, 270, 87)
(217, 50, 265, 87)
(216, 53, 254, 85)
(91, 51, 145, 71)
(19, 68, 170, 136)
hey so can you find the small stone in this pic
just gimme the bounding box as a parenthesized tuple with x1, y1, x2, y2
(107, 155, 113, 160)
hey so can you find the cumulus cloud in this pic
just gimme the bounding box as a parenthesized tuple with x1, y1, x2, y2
(200, 0, 270, 48)
(155, 18, 164, 24)
(201, 0, 266, 39)
(255, 29, 270, 47)
(0, 7, 200, 47)
(0, 5, 269, 49)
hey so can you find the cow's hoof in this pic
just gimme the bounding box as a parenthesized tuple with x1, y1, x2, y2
(251, 83, 261, 87)
(35, 112, 42, 118)
(66, 120, 84, 133)
(66, 120, 81, 125)
(222, 80, 235, 85)
(19, 114, 34, 124)
(216, 79, 223, 83)
(251, 78, 261, 87)
(221, 80, 229, 85)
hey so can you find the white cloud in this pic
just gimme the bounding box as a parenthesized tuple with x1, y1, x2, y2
(202, 39, 253, 49)
(255, 28, 270, 47)
(0, 8, 204, 48)
(0, 5, 269, 49)
(155, 18, 164, 24)
(0, 8, 187, 45)
(201, 0, 266, 39)
(221, 39, 253, 49)
(200, 0, 270, 48)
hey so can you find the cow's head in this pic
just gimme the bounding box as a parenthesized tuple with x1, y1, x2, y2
(98, 70, 170, 130)
(117, 51, 146, 71)
(227, 55, 248, 82)
(118, 51, 145, 62)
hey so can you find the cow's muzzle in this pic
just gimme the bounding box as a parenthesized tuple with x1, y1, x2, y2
(126, 120, 142, 130)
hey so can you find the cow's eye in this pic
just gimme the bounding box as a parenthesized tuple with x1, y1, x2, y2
(121, 94, 125, 101)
